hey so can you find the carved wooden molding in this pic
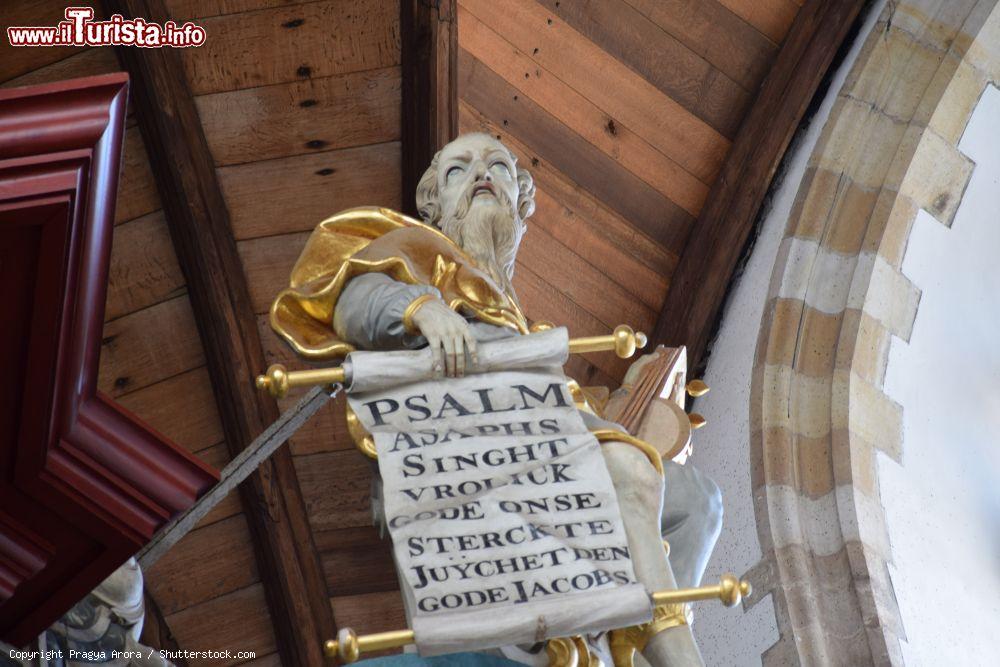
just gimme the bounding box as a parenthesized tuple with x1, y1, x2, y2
(652, 0, 867, 370)
(0, 73, 218, 646)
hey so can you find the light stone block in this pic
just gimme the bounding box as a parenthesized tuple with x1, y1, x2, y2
(796, 307, 842, 377)
(928, 59, 989, 144)
(847, 372, 904, 460)
(766, 485, 844, 556)
(763, 298, 804, 368)
(864, 189, 916, 267)
(775, 237, 858, 315)
(899, 128, 974, 226)
(813, 97, 908, 189)
(846, 25, 947, 122)
(961, 1, 1000, 77)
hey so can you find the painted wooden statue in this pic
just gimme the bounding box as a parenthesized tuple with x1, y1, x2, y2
(269, 133, 725, 666)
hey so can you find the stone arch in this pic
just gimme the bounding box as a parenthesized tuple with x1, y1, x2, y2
(749, 1, 1000, 664)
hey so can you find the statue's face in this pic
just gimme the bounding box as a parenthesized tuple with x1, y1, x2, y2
(436, 134, 519, 221)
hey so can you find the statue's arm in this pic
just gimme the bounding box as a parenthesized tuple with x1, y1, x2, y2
(333, 273, 440, 350)
(333, 273, 519, 352)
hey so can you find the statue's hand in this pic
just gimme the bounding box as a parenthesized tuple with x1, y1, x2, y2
(410, 299, 478, 377)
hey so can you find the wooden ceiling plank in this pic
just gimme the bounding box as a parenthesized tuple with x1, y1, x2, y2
(295, 451, 375, 533)
(242, 653, 282, 667)
(116, 367, 226, 454)
(458, 101, 675, 308)
(196, 66, 401, 167)
(99, 295, 205, 398)
(621, 0, 778, 94)
(166, 0, 319, 21)
(532, 190, 669, 310)
(179, 0, 400, 95)
(315, 526, 397, 597)
(329, 591, 408, 658)
(0, 2, 82, 83)
(256, 317, 353, 456)
(400, 0, 458, 216)
(0, 47, 120, 89)
(105, 211, 186, 321)
(238, 231, 310, 314)
(103, 2, 338, 663)
(145, 514, 260, 617)
(286, 400, 352, 456)
(140, 591, 190, 667)
(166, 584, 278, 666)
(513, 263, 631, 383)
(460, 51, 694, 255)
(457, 5, 708, 216)
(459, 0, 728, 184)
(516, 227, 657, 334)
(535, 0, 750, 139)
(116, 127, 162, 224)
(652, 0, 866, 369)
(220, 141, 402, 241)
(718, 0, 800, 44)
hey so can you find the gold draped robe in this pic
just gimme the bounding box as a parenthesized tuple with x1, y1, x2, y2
(269, 207, 663, 474)
(270, 207, 529, 361)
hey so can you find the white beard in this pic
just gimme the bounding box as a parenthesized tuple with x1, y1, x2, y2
(439, 192, 524, 302)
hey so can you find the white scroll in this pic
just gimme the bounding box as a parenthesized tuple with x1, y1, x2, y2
(345, 329, 652, 656)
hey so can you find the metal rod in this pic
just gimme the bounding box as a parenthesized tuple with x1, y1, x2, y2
(255, 365, 346, 399)
(651, 573, 751, 608)
(256, 325, 647, 399)
(321, 574, 750, 664)
(569, 324, 647, 357)
(324, 629, 415, 663)
(138, 385, 339, 567)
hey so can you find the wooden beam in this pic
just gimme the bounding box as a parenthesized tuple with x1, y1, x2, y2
(100, 2, 337, 664)
(651, 0, 866, 370)
(401, 0, 458, 216)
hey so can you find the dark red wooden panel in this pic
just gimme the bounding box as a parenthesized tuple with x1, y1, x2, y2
(0, 73, 218, 646)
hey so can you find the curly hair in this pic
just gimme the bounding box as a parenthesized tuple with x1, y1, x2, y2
(415, 133, 536, 227)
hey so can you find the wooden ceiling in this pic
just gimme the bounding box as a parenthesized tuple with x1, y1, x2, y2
(457, 0, 799, 387)
(0, 0, 835, 664)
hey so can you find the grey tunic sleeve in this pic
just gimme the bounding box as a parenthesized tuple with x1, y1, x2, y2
(333, 273, 521, 351)
(333, 273, 439, 351)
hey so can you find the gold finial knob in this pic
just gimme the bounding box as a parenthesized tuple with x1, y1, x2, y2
(612, 325, 647, 359)
(662, 539, 671, 557)
(255, 364, 289, 399)
(686, 379, 709, 397)
(325, 628, 360, 663)
(718, 574, 752, 607)
(688, 413, 706, 429)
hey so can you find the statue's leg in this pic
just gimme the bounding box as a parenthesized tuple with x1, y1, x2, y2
(600, 442, 705, 667)
(661, 462, 724, 589)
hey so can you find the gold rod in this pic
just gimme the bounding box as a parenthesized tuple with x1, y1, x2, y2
(256, 325, 647, 399)
(651, 573, 751, 608)
(322, 575, 750, 664)
(324, 629, 415, 664)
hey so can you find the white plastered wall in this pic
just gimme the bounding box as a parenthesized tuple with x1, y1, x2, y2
(878, 84, 1000, 667)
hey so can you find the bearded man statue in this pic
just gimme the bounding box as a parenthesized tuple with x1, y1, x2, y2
(269, 133, 722, 667)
